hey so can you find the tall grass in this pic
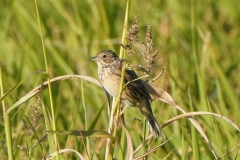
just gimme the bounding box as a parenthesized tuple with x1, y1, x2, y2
(0, 0, 239, 159)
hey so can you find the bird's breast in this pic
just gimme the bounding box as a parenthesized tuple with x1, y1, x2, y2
(98, 68, 121, 97)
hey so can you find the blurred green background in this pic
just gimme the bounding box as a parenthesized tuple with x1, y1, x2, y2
(0, 0, 239, 159)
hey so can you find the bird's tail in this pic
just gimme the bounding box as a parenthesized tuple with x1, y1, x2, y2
(147, 115, 165, 139)
(139, 102, 165, 139)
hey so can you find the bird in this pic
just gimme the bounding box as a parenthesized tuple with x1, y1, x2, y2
(91, 49, 165, 138)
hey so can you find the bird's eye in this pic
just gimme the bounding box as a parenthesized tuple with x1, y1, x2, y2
(103, 54, 107, 59)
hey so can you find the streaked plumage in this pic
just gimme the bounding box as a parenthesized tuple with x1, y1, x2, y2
(91, 49, 165, 138)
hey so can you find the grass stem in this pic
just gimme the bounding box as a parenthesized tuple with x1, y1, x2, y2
(0, 65, 13, 160)
(34, 1, 59, 159)
(105, 0, 131, 159)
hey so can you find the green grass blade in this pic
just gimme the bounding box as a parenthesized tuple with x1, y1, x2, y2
(42, 101, 55, 156)
(48, 130, 114, 139)
(88, 103, 105, 131)
(188, 88, 200, 160)
(0, 65, 13, 160)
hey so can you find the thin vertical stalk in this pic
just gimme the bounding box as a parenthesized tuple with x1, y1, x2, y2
(0, 65, 13, 160)
(34, 1, 59, 159)
(119, 0, 130, 59)
(105, 99, 117, 160)
(105, 0, 131, 159)
(190, 0, 207, 110)
(188, 88, 200, 160)
(81, 80, 91, 158)
(181, 129, 186, 160)
(116, 0, 131, 129)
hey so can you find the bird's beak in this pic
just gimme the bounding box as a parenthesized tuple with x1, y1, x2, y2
(91, 56, 98, 61)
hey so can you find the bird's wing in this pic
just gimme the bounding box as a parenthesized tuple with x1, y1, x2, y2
(125, 70, 152, 101)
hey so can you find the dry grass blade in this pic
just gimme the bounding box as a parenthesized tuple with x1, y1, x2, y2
(122, 119, 133, 159)
(161, 111, 240, 132)
(218, 143, 240, 159)
(133, 134, 153, 155)
(0, 70, 47, 103)
(133, 137, 172, 160)
(31, 134, 48, 150)
(178, 109, 218, 158)
(27, 75, 102, 96)
(7, 75, 106, 114)
(142, 82, 218, 158)
(142, 80, 176, 105)
(45, 148, 85, 160)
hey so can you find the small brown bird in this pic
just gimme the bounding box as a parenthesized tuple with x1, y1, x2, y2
(91, 49, 165, 138)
